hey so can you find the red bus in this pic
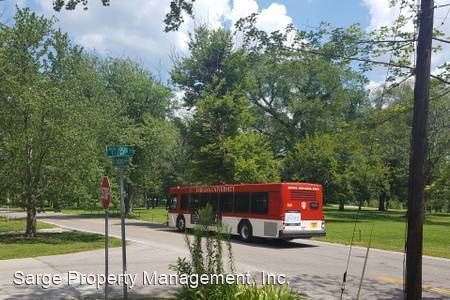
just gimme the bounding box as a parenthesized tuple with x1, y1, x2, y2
(168, 182, 326, 241)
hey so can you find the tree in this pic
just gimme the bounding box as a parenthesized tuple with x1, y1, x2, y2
(366, 79, 449, 211)
(164, 0, 195, 32)
(0, 9, 68, 236)
(236, 19, 369, 154)
(282, 131, 390, 210)
(171, 26, 271, 184)
(99, 57, 175, 213)
(129, 114, 180, 209)
(187, 91, 253, 184)
(53, 0, 110, 11)
(51, 0, 196, 32)
(223, 132, 280, 183)
(0, 9, 120, 235)
(171, 25, 250, 107)
(282, 134, 338, 205)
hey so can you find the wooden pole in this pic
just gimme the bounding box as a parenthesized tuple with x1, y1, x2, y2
(406, 0, 434, 298)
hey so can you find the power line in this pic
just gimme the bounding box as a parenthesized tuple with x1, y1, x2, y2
(439, 6, 450, 25)
(434, 3, 450, 8)
(339, 211, 361, 300)
(372, 3, 406, 113)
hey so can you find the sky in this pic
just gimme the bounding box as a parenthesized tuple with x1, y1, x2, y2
(1, 0, 449, 86)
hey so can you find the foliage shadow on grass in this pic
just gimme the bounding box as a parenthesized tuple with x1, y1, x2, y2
(422, 219, 450, 226)
(121, 221, 168, 229)
(0, 232, 104, 245)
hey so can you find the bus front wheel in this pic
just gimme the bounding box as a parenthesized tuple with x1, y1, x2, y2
(176, 215, 186, 232)
(239, 221, 253, 242)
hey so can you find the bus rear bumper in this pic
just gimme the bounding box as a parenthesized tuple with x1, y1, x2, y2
(278, 229, 326, 239)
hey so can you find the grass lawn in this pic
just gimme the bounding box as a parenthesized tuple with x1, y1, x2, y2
(315, 206, 450, 259)
(62, 207, 168, 224)
(62, 208, 121, 217)
(61, 206, 450, 258)
(0, 216, 121, 260)
(130, 207, 167, 223)
(0, 216, 56, 233)
(0, 232, 121, 260)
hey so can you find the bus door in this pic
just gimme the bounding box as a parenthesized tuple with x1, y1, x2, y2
(189, 194, 200, 225)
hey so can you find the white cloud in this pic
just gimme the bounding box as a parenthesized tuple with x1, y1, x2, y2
(229, 0, 259, 25)
(2, 0, 292, 80)
(257, 3, 292, 33)
(25, 0, 190, 83)
(362, 0, 401, 31)
(9, 0, 294, 83)
(183, 0, 232, 29)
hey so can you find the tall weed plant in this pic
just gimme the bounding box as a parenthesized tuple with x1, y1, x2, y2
(169, 205, 304, 299)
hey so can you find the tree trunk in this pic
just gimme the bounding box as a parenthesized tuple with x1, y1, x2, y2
(24, 111, 36, 237)
(152, 198, 156, 209)
(25, 202, 36, 237)
(378, 191, 386, 211)
(144, 191, 149, 209)
(125, 184, 134, 214)
(339, 200, 345, 211)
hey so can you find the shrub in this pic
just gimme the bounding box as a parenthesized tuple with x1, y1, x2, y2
(368, 199, 378, 208)
(234, 284, 303, 300)
(388, 199, 403, 210)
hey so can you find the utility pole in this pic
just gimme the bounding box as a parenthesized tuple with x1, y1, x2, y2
(406, 0, 434, 299)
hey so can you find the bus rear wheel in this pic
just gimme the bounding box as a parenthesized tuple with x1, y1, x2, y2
(176, 215, 186, 232)
(239, 221, 253, 242)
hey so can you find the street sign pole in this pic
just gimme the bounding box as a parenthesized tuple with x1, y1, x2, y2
(100, 176, 111, 300)
(104, 209, 109, 300)
(118, 166, 128, 299)
(105, 145, 134, 300)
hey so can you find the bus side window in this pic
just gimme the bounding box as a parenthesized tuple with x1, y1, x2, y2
(180, 195, 189, 210)
(220, 193, 233, 212)
(234, 192, 250, 213)
(190, 194, 200, 210)
(251, 192, 268, 214)
(199, 193, 208, 208)
(208, 193, 219, 213)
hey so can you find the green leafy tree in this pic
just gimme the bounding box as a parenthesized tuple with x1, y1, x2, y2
(282, 133, 338, 204)
(0, 9, 120, 235)
(0, 9, 68, 236)
(99, 57, 175, 213)
(171, 26, 250, 107)
(236, 19, 369, 154)
(283, 132, 390, 210)
(223, 132, 280, 183)
(187, 91, 253, 184)
(129, 114, 181, 209)
(172, 26, 274, 184)
(53, 0, 110, 11)
(426, 163, 450, 212)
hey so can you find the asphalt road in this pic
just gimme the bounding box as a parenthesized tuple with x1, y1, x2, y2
(0, 211, 449, 299)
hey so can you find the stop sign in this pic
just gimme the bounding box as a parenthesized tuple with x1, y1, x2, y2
(101, 176, 111, 210)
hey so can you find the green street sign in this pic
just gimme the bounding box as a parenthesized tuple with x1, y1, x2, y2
(112, 157, 129, 167)
(106, 145, 135, 157)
